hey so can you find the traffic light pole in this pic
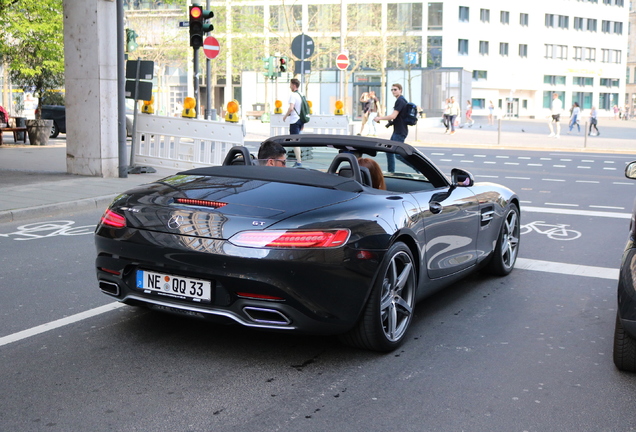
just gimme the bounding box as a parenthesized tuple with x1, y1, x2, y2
(193, 47, 200, 118)
(205, 0, 212, 120)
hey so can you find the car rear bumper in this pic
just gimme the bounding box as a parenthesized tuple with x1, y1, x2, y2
(95, 228, 384, 335)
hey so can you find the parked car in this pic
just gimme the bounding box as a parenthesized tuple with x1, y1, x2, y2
(613, 161, 636, 371)
(94, 134, 521, 352)
(39, 105, 133, 138)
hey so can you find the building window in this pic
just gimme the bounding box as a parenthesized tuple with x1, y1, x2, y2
(520, 13, 529, 26)
(602, 49, 621, 63)
(614, 22, 623, 34)
(427, 36, 442, 67)
(473, 70, 487, 80)
(599, 93, 619, 110)
(480, 8, 490, 22)
(573, 76, 594, 86)
(388, 3, 423, 31)
(587, 19, 597, 31)
(428, 3, 443, 30)
(500, 11, 509, 24)
(585, 47, 596, 61)
(574, 46, 583, 60)
(558, 15, 569, 29)
(499, 43, 509, 56)
(545, 14, 555, 28)
(472, 99, 486, 109)
(543, 91, 565, 108)
(602, 20, 611, 33)
(600, 78, 620, 87)
(459, 6, 469, 22)
(572, 91, 594, 109)
(308, 4, 340, 32)
(479, 40, 489, 55)
(458, 39, 468, 55)
(519, 44, 528, 58)
(545, 44, 568, 59)
(574, 17, 583, 30)
(544, 75, 566, 85)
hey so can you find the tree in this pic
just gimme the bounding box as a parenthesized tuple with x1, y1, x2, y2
(0, 0, 64, 116)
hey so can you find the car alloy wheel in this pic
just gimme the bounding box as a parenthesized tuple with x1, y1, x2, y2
(486, 205, 520, 276)
(340, 242, 416, 352)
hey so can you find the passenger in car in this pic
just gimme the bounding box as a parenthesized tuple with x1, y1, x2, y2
(258, 141, 288, 167)
(358, 158, 386, 190)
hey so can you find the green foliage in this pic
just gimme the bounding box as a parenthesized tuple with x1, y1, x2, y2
(0, 0, 65, 114)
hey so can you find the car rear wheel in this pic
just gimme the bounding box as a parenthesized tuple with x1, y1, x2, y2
(613, 313, 636, 372)
(340, 242, 416, 352)
(485, 204, 520, 276)
(50, 122, 60, 138)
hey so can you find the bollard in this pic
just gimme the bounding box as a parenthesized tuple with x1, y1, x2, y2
(497, 119, 501, 145)
(584, 121, 587, 148)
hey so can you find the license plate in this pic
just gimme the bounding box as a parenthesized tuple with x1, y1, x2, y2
(136, 270, 212, 303)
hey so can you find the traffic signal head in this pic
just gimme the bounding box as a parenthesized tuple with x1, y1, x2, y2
(125, 28, 138, 53)
(279, 56, 287, 73)
(263, 56, 274, 78)
(189, 5, 203, 48)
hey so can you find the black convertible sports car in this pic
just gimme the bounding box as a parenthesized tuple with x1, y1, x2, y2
(95, 134, 520, 351)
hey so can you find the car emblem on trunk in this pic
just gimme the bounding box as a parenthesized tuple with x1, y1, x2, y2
(168, 215, 184, 229)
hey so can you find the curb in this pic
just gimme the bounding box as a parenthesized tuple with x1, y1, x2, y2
(0, 195, 116, 224)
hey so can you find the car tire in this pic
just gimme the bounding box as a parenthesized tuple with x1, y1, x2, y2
(340, 242, 416, 352)
(50, 122, 60, 138)
(485, 204, 520, 276)
(613, 313, 636, 372)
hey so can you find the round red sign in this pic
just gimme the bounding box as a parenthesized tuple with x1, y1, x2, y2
(336, 53, 349, 70)
(203, 36, 220, 59)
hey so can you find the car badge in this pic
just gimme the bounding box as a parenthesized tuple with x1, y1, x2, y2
(252, 221, 266, 226)
(168, 215, 184, 229)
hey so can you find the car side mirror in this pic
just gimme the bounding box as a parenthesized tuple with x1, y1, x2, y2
(451, 168, 474, 187)
(626, 161, 636, 180)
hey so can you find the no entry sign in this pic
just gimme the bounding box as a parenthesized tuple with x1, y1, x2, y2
(203, 36, 220, 59)
(336, 53, 349, 70)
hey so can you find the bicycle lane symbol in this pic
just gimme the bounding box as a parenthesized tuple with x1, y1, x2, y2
(520, 221, 581, 241)
(0, 221, 96, 241)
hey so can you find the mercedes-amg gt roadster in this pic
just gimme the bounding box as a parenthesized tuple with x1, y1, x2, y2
(95, 134, 520, 351)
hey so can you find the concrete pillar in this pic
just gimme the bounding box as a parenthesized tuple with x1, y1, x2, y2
(63, 0, 119, 177)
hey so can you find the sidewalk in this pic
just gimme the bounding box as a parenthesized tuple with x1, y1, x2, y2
(1, 117, 635, 223)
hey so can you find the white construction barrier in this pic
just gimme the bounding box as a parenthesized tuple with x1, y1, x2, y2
(270, 114, 354, 137)
(133, 115, 245, 170)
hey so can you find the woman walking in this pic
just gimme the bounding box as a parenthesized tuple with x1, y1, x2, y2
(589, 106, 600, 136)
(568, 102, 581, 133)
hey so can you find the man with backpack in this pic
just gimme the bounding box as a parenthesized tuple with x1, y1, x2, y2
(374, 83, 409, 172)
(283, 78, 308, 165)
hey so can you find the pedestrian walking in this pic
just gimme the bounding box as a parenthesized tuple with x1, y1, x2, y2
(374, 83, 408, 172)
(447, 96, 460, 135)
(282, 78, 304, 165)
(442, 98, 451, 133)
(488, 100, 495, 125)
(356, 92, 370, 136)
(461, 100, 474, 128)
(568, 102, 581, 133)
(548, 93, 563, 138)
(589, 106, 600, 136)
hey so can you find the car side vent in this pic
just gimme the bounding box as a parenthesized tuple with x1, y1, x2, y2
(481, 207, 495, 227)
(174, 198, 227, 208)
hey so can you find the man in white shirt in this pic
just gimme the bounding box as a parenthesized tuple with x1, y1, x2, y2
(282, 78, 303, 165)
(548, 92, 563, 138)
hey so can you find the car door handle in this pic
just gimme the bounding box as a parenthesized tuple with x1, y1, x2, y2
(429, 201, 443, 214)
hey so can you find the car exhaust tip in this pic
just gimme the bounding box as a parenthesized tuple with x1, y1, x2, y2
(243, 307, 291, 326)
(99, 280, 120, 296)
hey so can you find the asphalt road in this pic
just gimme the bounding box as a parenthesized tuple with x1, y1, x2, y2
(1, 148, 636, 431)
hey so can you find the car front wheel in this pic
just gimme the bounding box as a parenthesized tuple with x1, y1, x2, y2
(485, 204, 520, 276)
(613, 313, 636, 372)
(50, 122, 60, 138)
(340, 242, 416, 352)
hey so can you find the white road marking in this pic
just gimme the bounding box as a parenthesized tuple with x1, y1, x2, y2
(528, 163, 543, 167)
(545, 202, 579, 207)
(577, 166, 591, 169)
(515, 258, 618, 280)
(506, 177, 530, 180)
(590, 205, 625, 210)
(0, 302, 126, 348)
(614, 182, 633, 185)
(523, 206, 630, 219)
(542, 178, 566, 182)
(576, 180, 599, 183)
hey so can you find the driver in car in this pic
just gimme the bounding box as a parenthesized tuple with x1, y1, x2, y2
(258, 142, 288, 167)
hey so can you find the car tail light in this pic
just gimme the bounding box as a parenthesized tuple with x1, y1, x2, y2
(174, 198, 227, 209)
(236, 292, 285, 301)
(100, 209, 126, 228)
(230, 229, 350, 249)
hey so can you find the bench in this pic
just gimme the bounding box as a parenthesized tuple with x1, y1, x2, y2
(0, 127, 28, 145)
(245, 110, 265, 120)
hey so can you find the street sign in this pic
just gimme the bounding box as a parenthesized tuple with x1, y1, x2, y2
(336, 53, 349, 70)
(125, 60, 154, 80)
(179, 21, 189, 28)
(125, 80, 153, 101)
(291, 34, 315, 60)
(294, 60, 311, 75)
(203, 36, 220, 59)
(404, 52, 418, 65)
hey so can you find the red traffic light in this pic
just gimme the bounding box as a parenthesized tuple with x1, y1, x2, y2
(190, 6, 202, 19)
